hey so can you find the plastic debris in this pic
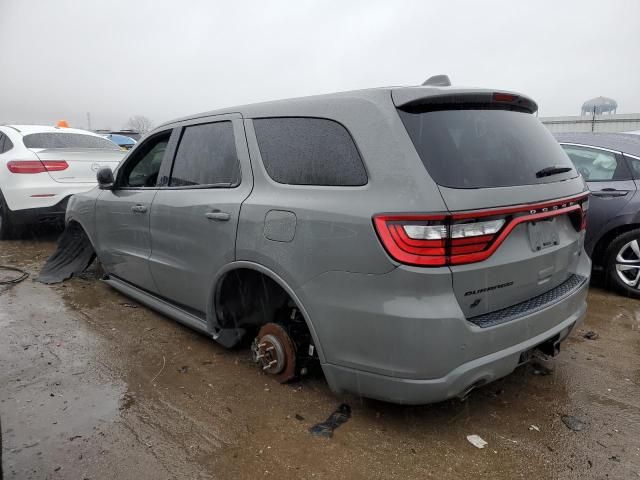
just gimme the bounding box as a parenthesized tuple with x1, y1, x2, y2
(583, 331, 599, 340)
(466, 434, 488, 449)
(37, 223, 95, 284)
(309, 404, 351, 438)
(529, 425, 540, 431)
(561, 415, 586, 431)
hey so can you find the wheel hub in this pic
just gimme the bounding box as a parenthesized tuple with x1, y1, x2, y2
(252, 323, 297, 383)
(615, 239, 640, 287)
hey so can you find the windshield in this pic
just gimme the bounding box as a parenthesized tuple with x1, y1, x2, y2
(23, 132, 122, 150)
(399, 108, 577, 188)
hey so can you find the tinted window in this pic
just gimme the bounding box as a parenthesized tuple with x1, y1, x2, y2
(24, 132, 121, 150)
(253, 117, 367, 186)
(399, 109, 577, 188)
(120, 132, 170, 188)
(624, 154, 640, 180)
(169, 122, 240, 187)
(0, 133, 12, 154)
(561, 145, 628, 181)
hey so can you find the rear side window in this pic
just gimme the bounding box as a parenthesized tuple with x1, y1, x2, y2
(169, 122, 240, 187)
(0, 133, 12, 153)
(561, 145, 628, 181)
(625, 155, 640, 179)
(253, 117, 367, 186)
(398, 109, 577, 188)
(23, 132, 121, 150)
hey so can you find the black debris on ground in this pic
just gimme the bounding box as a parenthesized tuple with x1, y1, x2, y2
(583, 331, 599, 340)
(37, 224, 95, 284)
(309, 404, 351, 438)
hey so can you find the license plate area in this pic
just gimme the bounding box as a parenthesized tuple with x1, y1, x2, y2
(528, 218, 559, 252)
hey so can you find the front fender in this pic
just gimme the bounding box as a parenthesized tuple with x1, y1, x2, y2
(65, 190, 100, 250)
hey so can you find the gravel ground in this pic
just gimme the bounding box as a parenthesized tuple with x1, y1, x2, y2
(1, 235, 639, 479)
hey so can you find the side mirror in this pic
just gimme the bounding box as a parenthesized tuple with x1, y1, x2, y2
(97, 167, 115, 190)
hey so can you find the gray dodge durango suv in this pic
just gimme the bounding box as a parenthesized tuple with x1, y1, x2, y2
(60, 78, 590, 404)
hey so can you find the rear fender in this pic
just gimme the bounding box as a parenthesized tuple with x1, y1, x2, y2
(206, 261, 326, 362)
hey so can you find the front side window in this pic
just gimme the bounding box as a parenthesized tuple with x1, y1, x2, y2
(119, 132, 171, 188)
(169, 121, 240, 187)
(561, 145, 627, 182)
(253, 117, 367, 186)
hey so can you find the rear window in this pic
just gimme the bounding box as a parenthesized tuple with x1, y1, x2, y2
(398, 109, 577, 188)
(23, 132, 121, 150)
(253, 117, 367, 186)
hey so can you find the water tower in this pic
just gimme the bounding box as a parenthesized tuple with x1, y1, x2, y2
(581, 96, 618, 115)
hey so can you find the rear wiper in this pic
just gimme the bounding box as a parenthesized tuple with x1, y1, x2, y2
(535, 166, 573, 178)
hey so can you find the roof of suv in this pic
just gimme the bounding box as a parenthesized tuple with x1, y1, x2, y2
(555, 132, 640, 157)
(2, 125, 102, 137)
(158, 85, 537, 129)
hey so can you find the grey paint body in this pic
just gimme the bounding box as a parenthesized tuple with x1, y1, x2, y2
(555, 133, 640, 261)
(66, 86, 590, 404)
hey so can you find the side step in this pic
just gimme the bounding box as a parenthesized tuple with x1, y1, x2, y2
(104, 276, 210, 336)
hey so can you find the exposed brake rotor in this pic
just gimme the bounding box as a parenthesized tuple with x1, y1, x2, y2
(252, 322, 297, 383)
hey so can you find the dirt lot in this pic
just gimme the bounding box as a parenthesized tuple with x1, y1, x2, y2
(1, 235, 640, 480)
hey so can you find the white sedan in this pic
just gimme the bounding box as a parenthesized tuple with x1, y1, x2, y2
(0, 125, 125, 238)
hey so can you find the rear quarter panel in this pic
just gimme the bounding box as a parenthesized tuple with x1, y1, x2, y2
(236, 90, 449, 290)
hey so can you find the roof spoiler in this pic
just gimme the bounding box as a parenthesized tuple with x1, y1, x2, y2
(393, 88, 538, 114)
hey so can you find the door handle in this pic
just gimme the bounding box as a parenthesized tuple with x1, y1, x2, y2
(592, 189, 628, 198)
(131, 204, 148, 213)
(205, 211, 231, 221)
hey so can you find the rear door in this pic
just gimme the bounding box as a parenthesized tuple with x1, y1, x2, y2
(148, 114, 252, 315)
(395, 97, 588, 318)
(95, 129, 176, 292)
(561, 144, 635, 248)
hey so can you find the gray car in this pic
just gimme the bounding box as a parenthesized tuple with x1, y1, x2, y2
(556, 132, 640, 297)
(60, 79, 590, 404)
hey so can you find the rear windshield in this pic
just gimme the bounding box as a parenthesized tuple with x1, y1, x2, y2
(398, 109, 577, 188)
(23, 132, 121, 150)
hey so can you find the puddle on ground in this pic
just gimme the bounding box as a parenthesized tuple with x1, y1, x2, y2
(2, 237, 640, 479)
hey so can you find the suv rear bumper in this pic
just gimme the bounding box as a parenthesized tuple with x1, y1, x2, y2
(322, 301, 585, 404)
(10, 196, 70, 227)
(298, 252, 590, 404)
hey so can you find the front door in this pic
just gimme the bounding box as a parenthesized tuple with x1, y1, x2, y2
(561, 144, 636, 248)
(148, 115, 252, 315)
(95, 129, 175, 292)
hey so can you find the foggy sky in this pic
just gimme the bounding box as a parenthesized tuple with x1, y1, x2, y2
(1, 0, 639, 131)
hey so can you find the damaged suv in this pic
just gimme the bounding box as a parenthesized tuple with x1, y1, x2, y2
(51, 77, 590, 404)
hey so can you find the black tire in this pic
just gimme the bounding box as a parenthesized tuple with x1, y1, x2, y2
(0, 190, 17, 240)
(604, 228, 640, 299)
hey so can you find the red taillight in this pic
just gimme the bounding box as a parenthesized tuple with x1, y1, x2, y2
(374, 193, 589, 267)
(493, 92, 519, 102)
(7, 160, 68, 174)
